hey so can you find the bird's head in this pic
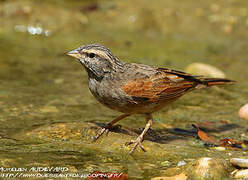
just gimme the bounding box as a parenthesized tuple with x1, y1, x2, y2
(67, 44, 121, 79)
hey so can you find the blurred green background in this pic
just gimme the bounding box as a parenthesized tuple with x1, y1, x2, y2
(0, 0, 248, 179)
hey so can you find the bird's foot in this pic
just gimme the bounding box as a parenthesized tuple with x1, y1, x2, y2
(125, 135, 146, 154)
(93, 124, 122, 141)
(92, 126, 110, 142)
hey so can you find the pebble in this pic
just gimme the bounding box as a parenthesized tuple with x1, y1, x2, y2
(233, 169, 248, 179)
(187, 157, 228, 180)
(177, 160, 187, 166)
(184, 63, 226, 78)
(231, 158, 248, 168)
(238, 104, 248, 120)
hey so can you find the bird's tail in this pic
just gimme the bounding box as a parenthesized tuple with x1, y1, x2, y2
(198, 78, 235, 87)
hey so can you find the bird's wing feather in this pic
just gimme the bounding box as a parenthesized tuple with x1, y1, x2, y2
(121, 67, 198, 102)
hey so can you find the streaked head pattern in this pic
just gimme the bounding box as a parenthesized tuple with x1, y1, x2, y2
(67, 44, 123, 78)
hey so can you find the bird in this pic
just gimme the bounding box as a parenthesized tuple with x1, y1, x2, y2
(67, 43, 234, 154)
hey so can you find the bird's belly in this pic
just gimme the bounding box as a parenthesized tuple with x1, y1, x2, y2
(88, 78, 178, 114)
(118, 99, 176, 114)
(88, 78, 131, 112)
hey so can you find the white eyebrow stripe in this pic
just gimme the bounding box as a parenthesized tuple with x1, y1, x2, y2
(83, 49, 110, 60)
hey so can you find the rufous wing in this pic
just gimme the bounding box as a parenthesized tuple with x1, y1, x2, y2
(121, 71, 195, 102)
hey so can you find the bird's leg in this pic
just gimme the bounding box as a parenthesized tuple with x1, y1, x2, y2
(93, 113, 130, 141)
(126, 114, 153, 154)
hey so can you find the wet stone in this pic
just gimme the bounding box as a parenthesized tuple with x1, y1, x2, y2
(233, 169, 248, 179)
(177, 160, 187, 167)
(231, 158, 248, 168)
(238, 104, 248, 120)
(186, 157, 228, 180)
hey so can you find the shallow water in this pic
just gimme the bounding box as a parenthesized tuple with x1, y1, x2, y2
(0, 0, 248, 179)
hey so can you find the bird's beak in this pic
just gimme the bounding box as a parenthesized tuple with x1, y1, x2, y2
(67, 49, 81, 59)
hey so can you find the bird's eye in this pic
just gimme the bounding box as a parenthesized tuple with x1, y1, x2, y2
(89, 53, 95, 58)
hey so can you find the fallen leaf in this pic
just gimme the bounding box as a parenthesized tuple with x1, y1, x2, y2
(192, 124, 217, 144)
(192, 125, 247, 150)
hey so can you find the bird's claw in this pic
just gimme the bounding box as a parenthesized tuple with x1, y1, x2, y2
(125, 136, 146, 154)
(92, 127, 110, 142)
(93, 124, 123, 142)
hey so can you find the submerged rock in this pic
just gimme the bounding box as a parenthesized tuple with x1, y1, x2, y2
(238, 104, 248, 120)
(186, 157, 228, 180)
(231, 158, 248, 168)
(185, 63, 226, 78)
